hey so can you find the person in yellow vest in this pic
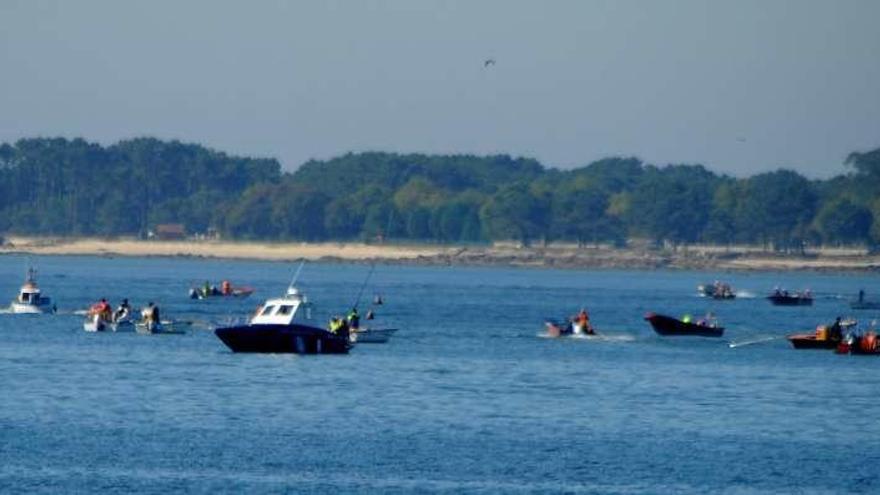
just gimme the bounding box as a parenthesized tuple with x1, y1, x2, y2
(329, 317, 342, 334)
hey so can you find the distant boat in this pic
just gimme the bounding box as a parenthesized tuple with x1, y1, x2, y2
(767, 290, 813, 306)
(644, 312, 724, 337)
(850, 290, 880, 310)
(9, 266, 55, 314)
(543, 318, 598, 338)
(697, 282, 736, 300)
(189, 282, 254, 300)
(214, 284, 351, 354)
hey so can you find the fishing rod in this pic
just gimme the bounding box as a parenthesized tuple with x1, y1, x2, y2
(289, 260, 306, 288)
(351, 263, 376, 310)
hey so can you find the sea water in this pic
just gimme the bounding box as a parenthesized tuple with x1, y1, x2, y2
(0, 255, 878, 494)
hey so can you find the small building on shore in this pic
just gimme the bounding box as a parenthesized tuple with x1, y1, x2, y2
(152, 223, 186, 240)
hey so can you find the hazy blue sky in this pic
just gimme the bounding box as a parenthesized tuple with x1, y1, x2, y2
(1, 0, 878, 177)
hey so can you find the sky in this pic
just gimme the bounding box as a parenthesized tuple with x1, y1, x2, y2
(1, 0, 878, 178)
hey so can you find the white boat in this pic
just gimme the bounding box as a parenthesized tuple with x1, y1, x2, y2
(83, 313, 109, 332)
(350, 327, 398, 344)
(9, 267, 55, 314)
(83, 313, 135, 332)
(135, 319, 189, 335)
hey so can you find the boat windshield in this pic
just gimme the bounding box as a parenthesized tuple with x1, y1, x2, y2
(277, 305, 294, 315)
(260, 305, 276, 316)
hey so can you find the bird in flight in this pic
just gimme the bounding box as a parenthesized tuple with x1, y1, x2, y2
(484, 58, 496, 68)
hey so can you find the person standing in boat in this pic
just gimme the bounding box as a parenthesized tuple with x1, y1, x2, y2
(828, 317, 843, 342)
(90, 298, 112, 322)
(114, 298, 131, 322)
(142, 302, 160, 324)
(221, 280, 232, 295)
(329, 317, 343, 334)
(577, 308, 594, 334)
(347, 307, 360, 330)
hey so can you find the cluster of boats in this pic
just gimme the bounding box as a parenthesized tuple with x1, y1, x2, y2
(7, 264, 397, 354)
(544, 281, 879, 357)
(7, 265, 875, 356)
(214, 283, 397, 354)
(786, 319, 880, 355)
(83, 299, 185, 334)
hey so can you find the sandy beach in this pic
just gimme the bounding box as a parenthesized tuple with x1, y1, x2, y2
(1, 236, 878, 272)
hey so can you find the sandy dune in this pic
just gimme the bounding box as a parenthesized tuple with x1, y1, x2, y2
(2, 236, 878, 271)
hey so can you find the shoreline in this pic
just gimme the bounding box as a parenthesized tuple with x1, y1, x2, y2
(1, 236, 879, 272)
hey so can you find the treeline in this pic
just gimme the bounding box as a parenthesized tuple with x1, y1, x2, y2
(1, 137, 879, 249)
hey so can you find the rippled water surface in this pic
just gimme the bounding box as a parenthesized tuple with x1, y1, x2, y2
(1, 255, 878, 494)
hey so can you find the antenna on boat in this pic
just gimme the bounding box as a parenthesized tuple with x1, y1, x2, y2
(351, 263, 376, 310)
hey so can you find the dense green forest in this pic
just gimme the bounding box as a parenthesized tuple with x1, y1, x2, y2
(1, 137, 878, 250)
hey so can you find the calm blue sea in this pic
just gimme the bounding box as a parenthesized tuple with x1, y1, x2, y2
(0, 255, 878, 494)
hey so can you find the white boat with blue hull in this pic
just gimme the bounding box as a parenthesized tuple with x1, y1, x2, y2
(215, 284, 351, 354)
(10, 267, 55, 314)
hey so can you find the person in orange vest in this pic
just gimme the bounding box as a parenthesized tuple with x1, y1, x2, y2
(90, 298, 111, 320)
(577, 308, 594, 335)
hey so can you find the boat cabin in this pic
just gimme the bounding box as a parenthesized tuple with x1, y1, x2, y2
(250, 285, 314, 326)
(18, 267, 47, 305)
(18, 282, 44, 304)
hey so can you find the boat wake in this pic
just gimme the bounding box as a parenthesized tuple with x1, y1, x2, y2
(537, 332, 636, 342)
(735, 290, 758, 299)
(728, 336, 779, 348)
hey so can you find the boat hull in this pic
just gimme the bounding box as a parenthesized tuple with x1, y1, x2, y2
(836, 333, 880, 355)
(83, 319, 108, 332)
(9, 301, 54, 314)
(850, 301, 880, 310)
(786, 334, 838, 349)
(644, 313, 724, 337)
(767, 295, 813, 306)
(215, 323, 351, 354)
(191, 288, 255, 300)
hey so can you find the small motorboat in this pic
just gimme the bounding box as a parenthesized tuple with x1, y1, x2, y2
(135, 320, 187, 335)
(787, 334, 839, 349)
(9, 267, 56, 314)
(767, 290, 813, 306)
(544, 318, 598, 338)
(697, 282, 736, 300)
(786, 320, 852, 349)
(350, 327, 398, 344)
(644, 312, 724, 337)
(189, 280, 254, 300)
(214, 284, 351, 354)
(836, 330, 880, 355)
(850, 290, 880, 310)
